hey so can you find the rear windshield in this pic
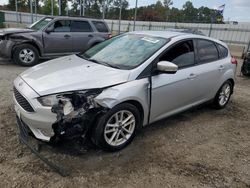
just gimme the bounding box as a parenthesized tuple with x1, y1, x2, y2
(92, 21, 109, 32)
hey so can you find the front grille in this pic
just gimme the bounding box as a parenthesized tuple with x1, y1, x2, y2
(14, 87, 35, 112)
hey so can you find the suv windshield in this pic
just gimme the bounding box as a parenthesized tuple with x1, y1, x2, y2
(29, 17, 53, 31)
(81, 34, 168, 70)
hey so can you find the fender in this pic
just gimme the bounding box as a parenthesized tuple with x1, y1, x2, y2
(87, 37, 105, 48)
(10, 34, 43, 57)
(214, 68, 235, 96)
(95, 78, 150, 126)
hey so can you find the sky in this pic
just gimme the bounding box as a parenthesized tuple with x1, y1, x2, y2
(0, 0, 250, 22)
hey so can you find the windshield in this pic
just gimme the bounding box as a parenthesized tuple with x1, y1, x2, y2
(29, 17, 53, 31)
(81, 34, 168, 70)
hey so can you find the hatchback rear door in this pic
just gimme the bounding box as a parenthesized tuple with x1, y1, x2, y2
(194, 39, 227, 100)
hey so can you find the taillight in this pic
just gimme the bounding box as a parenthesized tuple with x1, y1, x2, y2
(231, 56, 238, 65)
(108, 34, 112, 39)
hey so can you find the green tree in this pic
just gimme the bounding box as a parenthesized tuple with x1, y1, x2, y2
(41, 0, 58, 15)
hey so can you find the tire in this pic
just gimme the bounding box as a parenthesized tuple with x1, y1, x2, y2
(241, 65, 250, 76)
(13, 44, 39, 66)
(213, 81, 233, 109)
(91, 103, 141, 152)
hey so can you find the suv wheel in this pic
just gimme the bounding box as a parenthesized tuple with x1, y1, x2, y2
(91, 103, 141, 152)
(13, 44, 39, 66)
(213, 81, 233, 109)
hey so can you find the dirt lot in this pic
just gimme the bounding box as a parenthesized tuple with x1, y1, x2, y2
(0, 59, 249, 188)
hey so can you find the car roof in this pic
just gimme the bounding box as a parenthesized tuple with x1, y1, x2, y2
(129, 30, 228, 48)
(130, 30, 187, 39)
(50, 16, 106, 22)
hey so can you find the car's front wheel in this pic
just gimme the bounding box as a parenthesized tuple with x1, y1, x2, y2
(92, 103, 141, 151)
(213, 81, 233, 109)
(13, 44, 39, 66)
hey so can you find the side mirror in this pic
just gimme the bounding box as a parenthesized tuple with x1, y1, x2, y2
(45, 27, 54, 34)
(157, 61, 178, 74)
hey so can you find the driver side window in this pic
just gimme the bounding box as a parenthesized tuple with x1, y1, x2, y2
(48, 20, 71, 32)
(159, 40, 195, 68)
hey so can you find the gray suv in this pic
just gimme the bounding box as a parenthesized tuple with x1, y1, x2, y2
(0, 16, 111, 66)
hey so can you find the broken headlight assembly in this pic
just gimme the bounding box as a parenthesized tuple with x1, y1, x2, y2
(38, 89, 105, 141)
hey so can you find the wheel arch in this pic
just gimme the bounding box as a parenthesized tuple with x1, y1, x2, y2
(12, 41, 41, 58)
(121, 100, 144, 128)
(227, 78, 235, 94)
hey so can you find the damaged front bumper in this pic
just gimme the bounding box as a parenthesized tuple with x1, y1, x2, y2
(16, 116, 69, 176)
(0, 39, 15, 58)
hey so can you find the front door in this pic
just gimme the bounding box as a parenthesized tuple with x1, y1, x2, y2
(150, 39, 202, 123)
(43, 20, 73, 55)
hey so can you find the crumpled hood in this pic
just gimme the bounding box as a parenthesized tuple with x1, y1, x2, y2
(20, 55, 131, 96)
(0, 28, 34, 36)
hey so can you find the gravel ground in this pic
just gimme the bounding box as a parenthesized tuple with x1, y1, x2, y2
(0, 58, 250, 188)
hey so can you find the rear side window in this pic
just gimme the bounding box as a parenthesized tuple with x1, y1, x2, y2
(71, 21, 92, 32)
(92, 21, 109, 32)
(217, 44, 228, 59)
(197, 39, 219, 63)
(159, 40, 195, 68)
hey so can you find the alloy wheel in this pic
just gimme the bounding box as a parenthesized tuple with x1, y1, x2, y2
(19, 48, 35, 64)
(218, 83, 231, 106)
(104, 110, 136, 147)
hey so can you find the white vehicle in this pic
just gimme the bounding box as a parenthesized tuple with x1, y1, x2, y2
(14, 31, 237, 151)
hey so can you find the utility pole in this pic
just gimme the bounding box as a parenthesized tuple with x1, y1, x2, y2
(82, 0, 85, 16)
(34, 0, 37, 21)
(80, 0, 82, 16)
(118, 0, 122, 34)
(15, 0, 18, 23)
(30, 0, 34, 23)
(59, 0, 62, 15)
(51, 0, 54, 16)
(133, 0, 138, 31)
(102, 0, 105, 20)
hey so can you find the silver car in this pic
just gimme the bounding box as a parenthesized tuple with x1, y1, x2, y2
(13, 31, 237, 151)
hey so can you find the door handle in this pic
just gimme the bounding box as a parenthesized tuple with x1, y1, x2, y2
(218, 65, 225, 71)
(64, 34, 71, 39)
(88, 34, 93, 37)
(188, 73, 197, 79)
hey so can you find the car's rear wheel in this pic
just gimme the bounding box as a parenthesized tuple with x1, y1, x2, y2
(213, 81, 233, 109)
(13, 44, 39, 66)
(91, 103, 141, 152)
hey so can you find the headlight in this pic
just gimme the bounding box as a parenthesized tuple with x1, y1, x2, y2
(63, 100, 74, 115)
(37, 94, 59, 107)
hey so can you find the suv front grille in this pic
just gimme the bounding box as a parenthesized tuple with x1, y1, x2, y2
(14, 87, 34, 112)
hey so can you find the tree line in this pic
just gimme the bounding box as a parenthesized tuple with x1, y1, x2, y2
(0, 0, 224, 23)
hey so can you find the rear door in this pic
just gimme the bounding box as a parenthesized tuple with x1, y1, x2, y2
(43, 20, 73, 55)
(70, 20, 94, 53)
(194, 39, 225, 99)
